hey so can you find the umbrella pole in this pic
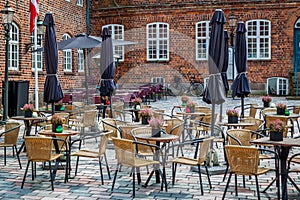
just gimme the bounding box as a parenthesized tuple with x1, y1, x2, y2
(219, 104, 223, 122)
(241, 97, 244, 118)
(109, 91, 113, 118)
(211, 104, 215, 136)
(51, 102, 55, 115)
(84, 49, 89, 105)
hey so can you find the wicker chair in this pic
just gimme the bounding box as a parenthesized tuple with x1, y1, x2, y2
(70, 130, 113, 184)
(111, 137, 160, 198)
(71, 110, 98, 139)
(287, 152, 300, 193)
(168, 137, 214, 195)
(223, 145, 276, 200)
(0, 122, 22, 168)
(265, 115, 292, 138)
(21, 136, 67, 191)
(101, 118, 126, 140)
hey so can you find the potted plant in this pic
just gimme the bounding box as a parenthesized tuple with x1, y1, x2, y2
(139, 109, 153, 124)
(186, 101, 197, 113)
(54, 100, 65, 111)
(133, 97, 142, 110)
(22, 103, 34, 117)
(181, 95, 189, 106)
(268, 119, 285, 141)
(51, 114, 64, 133)
(149, 117, 163, 137)
(276, 102, 287, 115)
(226, 109, 239, 123)
(262, 96, 272, 107)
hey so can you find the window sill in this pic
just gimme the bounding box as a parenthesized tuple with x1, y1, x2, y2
(64, 71, 75, 75)
(8, 71, 22, 76)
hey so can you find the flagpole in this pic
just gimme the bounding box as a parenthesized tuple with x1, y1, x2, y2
(34, 17, 39, 110)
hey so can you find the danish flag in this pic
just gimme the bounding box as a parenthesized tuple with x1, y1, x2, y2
(30, 0, 39, 34)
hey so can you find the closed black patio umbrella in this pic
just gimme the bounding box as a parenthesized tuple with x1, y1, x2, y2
(231, 22, 250, 118)
(99, 28, 116, 118)
(43, 13, 63, 115)
(204, 9, 226, 135)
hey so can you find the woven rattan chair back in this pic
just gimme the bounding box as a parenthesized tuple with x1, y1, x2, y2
(4, 122, 21, 145)
(249, 104, 259, 118)
(99, 132, 110, 155)
(119, 125, 139, 140)
(111, 137, 136, 166)
(102, 118, 118, 138)
(152, 109, 165, 121)
(131, 127, 156, 154)
(165, 118, 183, 135)
(225, 145, 259, 175)
(227, 129, 252, 146)
(195, 106, 212, 114)
(240, 118, 264, 132)
(197, 137, 214, 164)
(82, 110, 97, 127)
(25, 136, 54, 162)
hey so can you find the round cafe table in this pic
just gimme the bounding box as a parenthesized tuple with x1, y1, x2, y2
(134, 133, 178, 191)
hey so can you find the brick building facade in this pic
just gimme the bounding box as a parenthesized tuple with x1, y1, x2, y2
(90, 0, 300, 94)
(0, 0, 87, 107)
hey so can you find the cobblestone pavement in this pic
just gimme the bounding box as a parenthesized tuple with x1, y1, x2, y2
(1, 96, 300, 199)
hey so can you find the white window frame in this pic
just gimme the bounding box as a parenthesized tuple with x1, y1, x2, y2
(76, 0, 83, 6)
(8, 22, 19, 70)
(196, 21, 210, 60)
(78, 49, 84, 72)
(146, 22, 169, 61)
(246, 19, 271, 60)
(31, 33, 43, 71)
(102, 24, 124, 62)
(62, 34, 72, 72)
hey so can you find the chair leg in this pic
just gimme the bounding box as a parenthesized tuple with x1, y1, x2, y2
(75, 156, 80, 176)
(287, 175, 300, 193)
(132, 167, 135, 198)
(111, 164, 119, 191)
(235, 174, 238, 196)
(4, 147, 6, 165)
(136, 167, 141, 185)
(255, 175, 260, 200)
(222, 172, 232, 200)
(21, 161, 31, 189)
(49, 161, 54, 191)
(31, 162, 35, 180)
(222, 164, 229, 182)
(14, 145, 22, 169)
(98, 157, 104, 185)
(104, 154, 111, 179)
(204, 165, 212, 189)
(197, 165, 204, 195)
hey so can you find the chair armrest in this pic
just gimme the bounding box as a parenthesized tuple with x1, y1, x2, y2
(227, 132, 242, 146)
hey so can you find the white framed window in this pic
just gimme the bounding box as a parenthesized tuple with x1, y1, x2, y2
(267, 77, 288, 95)
(196, 21, 210, 60)
(246, 19, 271, 60)
(78, 49, 84, 72)
(103, 24, 124, 62)
(76, 0, 83, 6)
(146, 22, 169, 61)
(31, 33, 43, 71)
(62, 34, 72, 72)
(9, 22, 19, 70)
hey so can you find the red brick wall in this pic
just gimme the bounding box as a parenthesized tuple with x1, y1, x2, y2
(0, 0, 87, 106)
(91, 1, 299, 90)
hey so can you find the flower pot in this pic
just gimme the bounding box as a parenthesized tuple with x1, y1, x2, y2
(182, 101, 187, 107)
(277, 108, 285, 115)
(152, 128, 161, 137)
(24, 111, 32, 118)
(228, 116, 238, 124)
(263, 101, 270, 108)
(52, 124, 63, 133)
(269, 131, 283, 141)
(55, 105, 63, 111)
(141, 117, 149, 125)
(134, 103, 141, 110)
(134, 111, 140, 122)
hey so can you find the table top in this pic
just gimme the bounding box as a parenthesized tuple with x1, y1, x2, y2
(176, 111, 206, 116)
(264, 113, 300, 119)
(220, 122, 255, 127)
(39, 129, 79, 137)
(251, 137, 300, 147)
(135, 133, 179, 142)
(11, 116, 47, 121)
